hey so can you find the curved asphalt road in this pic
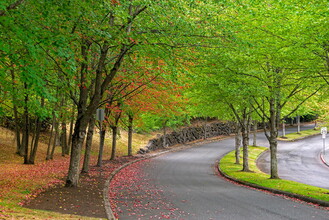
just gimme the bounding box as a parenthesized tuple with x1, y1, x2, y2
(258, 126, 329, 189)
(115, 125, 329, 219)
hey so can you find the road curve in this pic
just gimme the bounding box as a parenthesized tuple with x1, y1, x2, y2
(258, 131, 329, 190)
(112, 128, 329, 219)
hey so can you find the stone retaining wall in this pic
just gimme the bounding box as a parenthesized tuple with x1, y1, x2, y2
(139, 121, 235, 154)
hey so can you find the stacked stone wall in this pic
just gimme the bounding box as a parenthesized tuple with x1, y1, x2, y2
(139, 121, 235, 154)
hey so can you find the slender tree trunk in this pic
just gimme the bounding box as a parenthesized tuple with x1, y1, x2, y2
(61, 121, 68, 156)
(241, 123, 250, 172)
(23, 82, 29, 164)
(28, 97, 44, 164)
(268, 97, 280, 179)
(10, 66, 22, 155)
(67, 107, 75, 155)
(282, 120, 286, 137)
(81, 116, 96, 173)
(127, 114, 133, 156)
(28, 117, 41, 164)
(235, 122, 241, 164)
(29, 118, 36, 158)
(50, 120, 59, 160)
(97, 128, 106, 167)
(46, 113, 55, 160)
(253, 120, 257, 146)
(110, 126, 117, 160)
(297, 115, 301, 134)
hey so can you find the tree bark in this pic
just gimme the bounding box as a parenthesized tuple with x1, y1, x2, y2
(49, 120, 59, 160)
(110, 126, 118, 160)
(66, 116, 89, 187)
(127, 114, 133, 156)
(67, 109, 75, 155)
(252, 120, 257, 146)
(61, 121, 68, 156)
(66, 32, 133, 186)
(28, 97, 44, 164)
(10, 67, 22, 155)
(46, 113, 55, 160)
(23, 82, 29, 164)
(81, 116, 96, 173)
(297, 115, 301, 134)
(235, 122, 241, 164)
(96, 128, 106, 167)
(268, 97, 280, 179)
(241, 119, 250, 172)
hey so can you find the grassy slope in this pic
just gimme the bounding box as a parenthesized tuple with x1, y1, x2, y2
(0, 126, 152, 219)
(219, 146, 329, 202)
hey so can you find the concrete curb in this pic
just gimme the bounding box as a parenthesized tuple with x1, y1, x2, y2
(217, 152, 329, 208)
(320, 152, 329, 167)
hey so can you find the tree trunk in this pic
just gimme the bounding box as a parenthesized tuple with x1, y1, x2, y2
(235, 122, 241, 164)
(10, 66, 22, 155)
(81, 116, 96, 173)
(268, 97, 280, 179)
(297, 115, 301, 134)
(46, 113, 55, 160)
(282, 120, 286, 137)
(67, 107, 75, 155)
(23, 82, 29, 164)
(28, 118, 41, 164)
(127, 114, 133, 156)
(28, 97, 44, 164)
(241, 123, 250, 172)
(50, 120, 59, 160)
(110, 126, 117, 160)
(96, 128, 106, 167)
(253, 120, 257, 146)
(66, 115, 89, 187)
(61, 121, 68, 156)
(66, 36, 130, 187)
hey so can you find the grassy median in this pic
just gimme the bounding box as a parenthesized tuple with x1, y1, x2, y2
(219, 146, 329, 202)
(278, 128, 320, 141)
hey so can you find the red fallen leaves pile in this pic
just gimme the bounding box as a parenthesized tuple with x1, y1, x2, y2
(110, 159, 190, 219)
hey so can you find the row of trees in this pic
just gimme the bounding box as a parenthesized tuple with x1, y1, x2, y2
(1, 0, 329, 186)
(0, 0, 225, 186)
(188, 0, 329, 179)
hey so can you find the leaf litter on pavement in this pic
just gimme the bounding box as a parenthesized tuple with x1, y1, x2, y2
(110, 159, 192, 219)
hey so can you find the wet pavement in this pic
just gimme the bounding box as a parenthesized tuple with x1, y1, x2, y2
(112, 124, 329, 219)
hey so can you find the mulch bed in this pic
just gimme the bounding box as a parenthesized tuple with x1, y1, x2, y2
(24, 156, 139, 219)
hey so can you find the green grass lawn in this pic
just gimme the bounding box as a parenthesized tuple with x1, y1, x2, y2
(219, 146, 329, 202)
(278, 128, 321, 141)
